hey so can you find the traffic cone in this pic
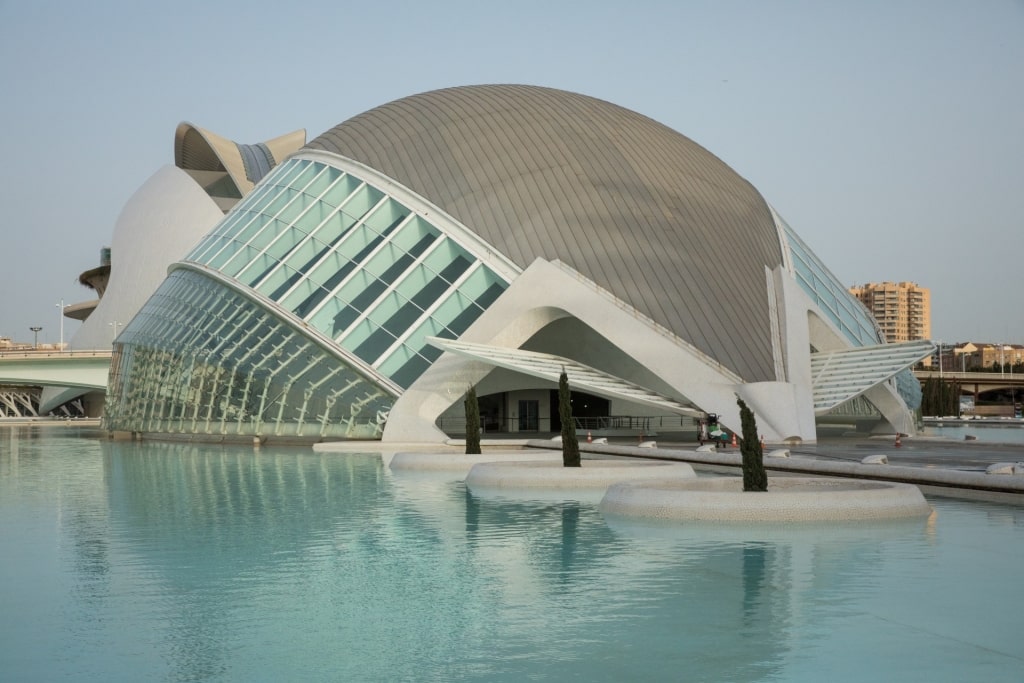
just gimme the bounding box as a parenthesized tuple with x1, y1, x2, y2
(894, 434, 902, 448)
(731, 433, 738, 448)
(587, 431, 592, 443)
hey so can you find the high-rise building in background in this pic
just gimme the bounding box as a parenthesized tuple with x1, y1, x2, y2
(849, 282, 931, 343)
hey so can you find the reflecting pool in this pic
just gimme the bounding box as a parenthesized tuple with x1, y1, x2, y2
(920, 420, 1024, 445)
(2, 427, 1023, 682)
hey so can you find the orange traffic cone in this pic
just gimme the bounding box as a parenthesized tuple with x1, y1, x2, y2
(894, 434, 902, 448)
(587, 431, 592, 443)
(731, 433, 738, 448)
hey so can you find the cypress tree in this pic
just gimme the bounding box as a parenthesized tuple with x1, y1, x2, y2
(947, 379, 962, 416)
(921, 375, 939, 416)
(559, 370, 581, 467)
(464, 385, 481, 455)
(737, 397, 768, 492)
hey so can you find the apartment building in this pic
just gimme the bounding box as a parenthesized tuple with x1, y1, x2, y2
(849, 281, 931, 343)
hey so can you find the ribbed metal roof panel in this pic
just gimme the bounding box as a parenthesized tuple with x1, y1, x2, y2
(305, 84, 785, 381)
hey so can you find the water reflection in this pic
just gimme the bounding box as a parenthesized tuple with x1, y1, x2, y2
(4, 433, 1022, 682)
(742, 543, 769, 623)
(97, 441, 929, 682)
(98, 440, 393, 681)
(599, 514, 934, 681)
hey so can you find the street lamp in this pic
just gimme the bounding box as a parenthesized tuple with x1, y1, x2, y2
(55, 299, 64, 351)
(109, 321, 123, 345)
(1005, 345, 1018, 417)
(29, 326, 42, 349)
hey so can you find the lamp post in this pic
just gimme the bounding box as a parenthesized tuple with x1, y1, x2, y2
(55, 299, 64, 351)
(1007, 346, 1015, 413)
(109, 321, 123, 345)
(29, 326, 42, 349)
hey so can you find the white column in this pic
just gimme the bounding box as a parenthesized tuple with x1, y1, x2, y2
(55, 299, 64, 351)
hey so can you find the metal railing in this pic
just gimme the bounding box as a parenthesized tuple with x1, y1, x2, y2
(437, 414, 699, 435)
(0, 349, 113, 359)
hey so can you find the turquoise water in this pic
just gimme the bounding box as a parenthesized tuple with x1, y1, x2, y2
(921, 420, 1024, 445)
(2, 427, 1023, 682)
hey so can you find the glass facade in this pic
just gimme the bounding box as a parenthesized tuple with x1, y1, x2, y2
(777, 213, 921, 412)
(104, 155, 511, 439)
(777, 214, 883, 348)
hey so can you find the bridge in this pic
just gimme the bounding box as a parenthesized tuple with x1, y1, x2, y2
(0, 350, 112, 390)
(913, 369, 1024, 399)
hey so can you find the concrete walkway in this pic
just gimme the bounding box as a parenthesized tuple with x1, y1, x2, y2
(522, 436, 1024, 503)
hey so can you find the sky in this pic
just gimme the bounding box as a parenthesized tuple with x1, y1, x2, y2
(1, 0, 1022, 346)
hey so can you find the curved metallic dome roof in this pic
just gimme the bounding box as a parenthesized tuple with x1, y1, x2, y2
(306, 84, 784, 381)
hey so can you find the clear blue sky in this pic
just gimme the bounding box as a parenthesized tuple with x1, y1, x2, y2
(1, 0, 1021, 346)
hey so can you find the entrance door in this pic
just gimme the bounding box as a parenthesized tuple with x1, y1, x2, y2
(549, 390, 610, 431)
(518, 400, 539, 431)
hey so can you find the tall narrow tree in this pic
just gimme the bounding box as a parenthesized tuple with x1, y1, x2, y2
(464, 385, 481, 455)
(559, 370, 581, 467)
(737, 397, 768, 491)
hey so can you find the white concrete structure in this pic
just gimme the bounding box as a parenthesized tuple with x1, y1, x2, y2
(599, 477, 933, 522)
(465, 459, 696, 503)
(38, 125, 305, 415)
(100, 85, 932, 443)
(389, 449, 562, 477)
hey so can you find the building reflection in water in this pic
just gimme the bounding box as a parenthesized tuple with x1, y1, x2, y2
(43, 440, 932, 682)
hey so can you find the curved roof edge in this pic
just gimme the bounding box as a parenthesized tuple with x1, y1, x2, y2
(174, 122, 306, 196)
(304, 84, 783, 381)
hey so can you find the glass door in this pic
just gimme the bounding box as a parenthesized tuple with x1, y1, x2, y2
(518, 399, 539, 431)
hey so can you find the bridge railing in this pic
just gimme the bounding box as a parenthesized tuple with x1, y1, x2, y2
(0, 350, 113, 360)
(914, 370, 1024, 383)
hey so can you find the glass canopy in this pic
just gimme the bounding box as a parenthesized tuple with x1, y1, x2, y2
(104, 154, 512, 438)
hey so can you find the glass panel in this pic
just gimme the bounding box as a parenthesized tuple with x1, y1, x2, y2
(363, 198, 407, 235)
(264, 239, 319, 298)
(338, 185, 385, 225)
(261, 186, 302, 219)
(138, 156, 523, 425)
(186, 158, 306, 264)
(353, 325, 397, 364)
(278, 276, 320, 311)
(319, 173, 360, 209)
(306, 296, 348, 339)
(289, 200, 330, 237)
(239, 232, 303, 288)
(189, 234, 233, 267)
(285, 160, 322, 193)
(403, 298, 462, 349)
(782, 218, 883, 347)
(387, 351, 432, 389)
(304, 165, 341, 197)
(275, 190, 315, 225)
(105, 269, 396, 439)
(206, 210, 270, 270)
(304, 249, 349, 289)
